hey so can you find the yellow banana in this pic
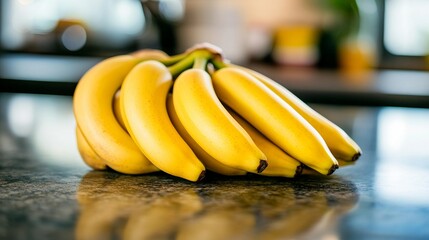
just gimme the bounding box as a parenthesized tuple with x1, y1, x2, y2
(172, 68, 268, 173)
(166, 94, 247, 176)
(234, 65, 362, 162)
(73, 55, 158, 174)
(228, 110, 303, 178)
(75, 126, 107, 170)
(120, 60, 205, 182)
(212, 67, 338, 175)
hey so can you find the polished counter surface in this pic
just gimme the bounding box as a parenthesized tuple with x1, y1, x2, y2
(1, 93, 429, 240)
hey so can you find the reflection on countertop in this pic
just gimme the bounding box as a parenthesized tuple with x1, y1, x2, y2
(1, 93, 429, 239)
(75, 171, 357, 240)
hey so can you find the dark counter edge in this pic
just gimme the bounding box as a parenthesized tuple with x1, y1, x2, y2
(1, 79, 77, 96)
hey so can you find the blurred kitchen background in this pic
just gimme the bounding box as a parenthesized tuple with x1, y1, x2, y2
(1, 0, 429, 97)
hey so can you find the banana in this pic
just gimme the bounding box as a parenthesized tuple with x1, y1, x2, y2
(234, 65, 361, 161)
(73, 55, 158, 174)
(228, 110, 303, 178)
(166, 94, 247, 176)
(172, 68, 268, 173)
(75, 126, 107, 170)
(120, 60, 205, 182)
(212, 67, 338, 175)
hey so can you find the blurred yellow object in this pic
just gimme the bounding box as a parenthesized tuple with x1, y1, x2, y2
(275, 26, 319, 48)
(273, 25, 319, 66)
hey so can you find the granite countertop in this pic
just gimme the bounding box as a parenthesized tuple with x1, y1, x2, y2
(1, 92, 429, 240)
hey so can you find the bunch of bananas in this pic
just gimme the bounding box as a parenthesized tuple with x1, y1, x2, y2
(73, 43, 361, 182)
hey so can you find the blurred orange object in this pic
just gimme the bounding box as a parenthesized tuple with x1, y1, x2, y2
(339, 40, 375, 73)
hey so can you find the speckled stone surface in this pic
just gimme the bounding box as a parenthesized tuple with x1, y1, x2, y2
(1, 93, 429, 240)
(1, 157, 358, 240)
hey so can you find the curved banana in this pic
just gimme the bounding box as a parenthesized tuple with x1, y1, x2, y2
(172, 68, 267, 173)
(234, 65, 361, 162)
(228, 110, 303, 178)
(212, 67, 338, 175)
(166, 95, 247, 176)
(73, 55, 158, 174)
(120, 60, 205, 182)
(75, 126, 107, 170)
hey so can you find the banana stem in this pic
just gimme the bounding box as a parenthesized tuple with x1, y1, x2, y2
(193, 57, 208, 70)
(168, 55, 195, 78)
(191, 50, 212, 71)
(160, 52, 188, 66)
(211, 57, 228, 70)
(168, 50, 214, 78)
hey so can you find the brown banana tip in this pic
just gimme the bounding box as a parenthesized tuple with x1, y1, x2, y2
(295, 164, 304, 177)
(352, 152, 362, 161)
(257, 160, 268, 173)
(327, 164, 339, 176)
(197, 170, 206, 182)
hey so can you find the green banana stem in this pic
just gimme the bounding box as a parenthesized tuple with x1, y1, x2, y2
(168, 54, 195, 78)
(193, 57, 208, 70)
(159, 52, 188, 66)
(211, 56, 228, 70)
(168, 50, 214, 78)
(191, 50, 213, 70)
